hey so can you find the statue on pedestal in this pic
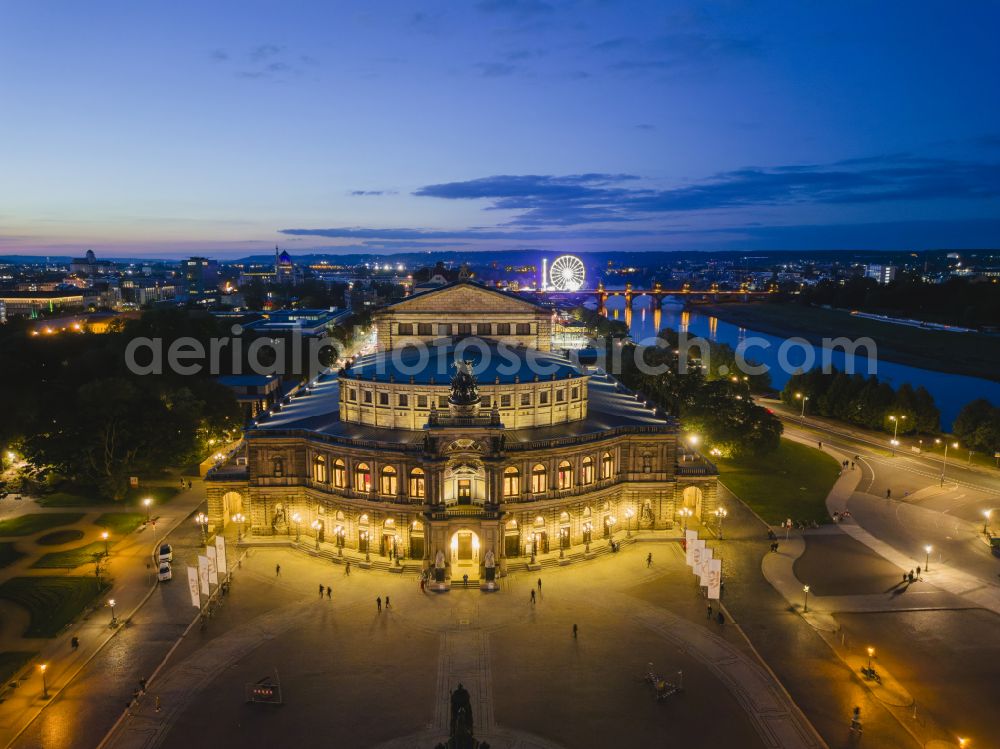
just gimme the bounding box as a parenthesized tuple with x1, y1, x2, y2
(449, 360, 481, 417)
(483, 548, 496, 582)
(434, 548, 446, 583)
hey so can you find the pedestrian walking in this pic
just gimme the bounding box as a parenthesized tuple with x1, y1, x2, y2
(275, 563, 281, 577)
(916, 566, 921, 576)
(385, 595, 391, 609)
(377, 596, 382, 612)
(326, 585, 332, 599)
(716, 611, 725, 625)
(139, 677, 148, 693)
(707, 604, 713, 619)
(71, 636, 79, 650)
(530, 589, 536, 604)
(319, 584, 324, 597)
(851, 461, 855, 470)
(903, 572, 908, 583)
(420, 578, 425, 592)
(572, 624, 578, 638)
(818, 441, 822, 449)
(886, 488, 892, 499)
(537, 578, 542, 592)
(345, 561, 351, 576)
(646, 552, 653, 568)
(187, 480, 192, 490)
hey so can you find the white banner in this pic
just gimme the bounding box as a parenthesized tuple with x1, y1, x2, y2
(688, 539, 705, 568)
(197, 554, 210, 595)
(698, 548, 714, 584)
(215, 535, 227, 576)
(708, 558, 722, 600)
(187, 567, 201, 608)
(206, 545, 219, 585)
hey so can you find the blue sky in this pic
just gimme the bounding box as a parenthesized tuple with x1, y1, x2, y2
(1, 0, 998, 257)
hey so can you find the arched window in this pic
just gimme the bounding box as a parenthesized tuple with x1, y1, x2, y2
(581, 456, 594, 485)
(408, 467, 425, 498)
(601, 451, 615, 479)
(312, 455, 328, 483)
(557, 460, 573, 489)
(380, 465, 398, 495)
(503, 466, 520, 497)
(332, 459, 346, 488)
(272, 457, 284, 478)
(531, 463, 547, 494)
(354, 463, 372, 493)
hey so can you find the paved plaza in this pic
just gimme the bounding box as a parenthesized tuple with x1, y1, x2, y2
(100, 542, 819, 749)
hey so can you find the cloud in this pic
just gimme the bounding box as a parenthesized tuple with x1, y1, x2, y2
(210, 49, 229, 62)
(409, 155, 1000, 226)
(349, 190, 397, 196)
(635, 124, 655, 131)
(593, 31, 762, 76)
(250, 44, 283, 62)
(211, 44, 314, 80)
(474, 62, 518, 77)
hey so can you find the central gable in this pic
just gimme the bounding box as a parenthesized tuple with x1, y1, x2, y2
(386, 283, 545, 316)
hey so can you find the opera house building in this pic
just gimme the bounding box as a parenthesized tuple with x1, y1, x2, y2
(206, 281, 718, 584)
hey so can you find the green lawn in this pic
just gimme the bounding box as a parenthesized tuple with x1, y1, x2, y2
(36, 529, 85, 546)
(716, 438, 842, 525)
(0, 543, 25, 569)
(31, 542, 107, 570)
(0, 651, 37, 684)
(38, 484, 180, 508)
(0, 577, 107, 638)
(0, 513, 84, 537)
(94, 513, 146, 538)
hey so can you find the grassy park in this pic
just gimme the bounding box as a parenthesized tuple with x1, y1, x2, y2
(31, 542, 107, 570)
(0, 513, 84, 537)
(716, 438, 841, 525)
(0, 577, 107, 638)
(94, 513, 146, 537)
(0, 651, 37, 685)
(37, 485, 180, 508)
(0, 543, 25, 570)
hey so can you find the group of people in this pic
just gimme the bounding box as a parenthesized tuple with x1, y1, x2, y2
(376, 595, 391, 612)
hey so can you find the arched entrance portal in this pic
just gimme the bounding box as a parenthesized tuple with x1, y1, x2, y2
(450, 529, 481, 581)
(682, 486, 704, 517)
(221, 491, 243, 524)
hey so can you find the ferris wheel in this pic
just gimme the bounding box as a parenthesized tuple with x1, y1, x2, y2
(549, 254, 586, 291)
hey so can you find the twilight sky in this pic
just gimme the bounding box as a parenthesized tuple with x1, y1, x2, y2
(2, 0, 999, 257)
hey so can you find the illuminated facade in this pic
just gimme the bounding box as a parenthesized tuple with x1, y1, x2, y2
(206, 281, 717, 583)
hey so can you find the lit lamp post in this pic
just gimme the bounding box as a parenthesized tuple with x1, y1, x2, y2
(795, 392, 809, 417)
(924, 544, 932, 572)
(983, 510, 992, 536)
(714, 507, 728, 539)
(311, 519, 321, 550)
(362, 530, 370, 562)
(335, 525, 345, 556)
(101, 531, 110, 557)
(936, 439, 959, 486)
(624, 507, 635, 537)
(292, 512, 302, 542)
(958, 738, 970, 749)
(232, 512, 246, 542)
(888, 415, 906, 456)
(802, 584, 810, 613)
(108, 598, 118, 627)
(195, 512, 209, 542)
(867, 646, 875, 670)
(39, 664, 48, 699)
(583, 522, 592, 553)
(678, 507, 692, 533)
(143, 497, 153, 523)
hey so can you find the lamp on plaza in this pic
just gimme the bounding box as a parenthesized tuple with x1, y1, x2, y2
(311, 519, 321, 550)
(983, 510, 992, 535)
(143, 497, 153, 523)
(936, 439, 959, 486)
(888, 415, 906, 456)
(624, 507, 635, 537)
(195, 512, 209, 542)
(678, 507, 692, 533)
(866, 646, 875, 671)
(958, 738, 970, 748)
(686, 434, 700, 449)
(335, 525, 345, 556)
(795, 392, 809, 417)
(362, 530, 370, 562)
(292, 512, 302, 542)
(232, 512, 246, 542)
(101, 530, 110, 556)
(108, 598, 118, 627)
(802, 584, 810, 613)
(39, 663, 48, 699)
(583, 522, 592, 553)
(714, 507, 728, 539)
(924, 544, 932, 571)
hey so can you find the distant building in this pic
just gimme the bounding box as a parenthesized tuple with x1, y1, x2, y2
(120, 278, 178, 306)
(185, 257, 220, 303)
(237, 247, 303, 287)
(242, 308, 351, 337)
(70, 250, 115, 276)
(865, 264, 897, 284)
(0, 290, 90, 317)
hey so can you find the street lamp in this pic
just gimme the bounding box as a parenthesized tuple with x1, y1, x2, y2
(888, 415, 906, 455)
(292, 512, 302, 542)
(101, 531, 110, 556)
(624, 507, 635, 537)
(678, 507, 692, 533)
(802, 584, 810, 613)
(143, 497, 153, 523)
(311, 519, 321, 550)
(983, 510, 992, 535)
(936, 439, 959, 486)
(39, 664, 48, 699)
(335, 525, 345, 556)
(867, 646, 875, 671)
(362, 530, 370, 562)
(958, 739, 970, 749)
(714, 507, 728, 539)
(195, 512, 209, 542)
(924, 544, 932, 571)
(583, 522, 592, 553)
(232, 512, 246, 542)
(795, 392, 809, 417)
(108, 598, 118, 627)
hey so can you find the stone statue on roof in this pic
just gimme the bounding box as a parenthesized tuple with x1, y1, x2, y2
(449, 359, 480, 407)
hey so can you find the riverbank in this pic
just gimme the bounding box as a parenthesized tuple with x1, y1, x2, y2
(697, 302, 1000, 382)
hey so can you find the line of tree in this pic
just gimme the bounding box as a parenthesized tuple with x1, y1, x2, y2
(953, 399, 1000, 456)
(612, 328, 782, 459)
(780, 369, 940, 434)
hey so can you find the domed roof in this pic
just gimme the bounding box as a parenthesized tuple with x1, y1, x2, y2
(342, 340, 583, 385)
(278, 250, 292, 263)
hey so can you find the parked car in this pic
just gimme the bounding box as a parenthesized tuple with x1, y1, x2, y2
(158, 544, 173, 563)
(157, 562, 172, 581)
